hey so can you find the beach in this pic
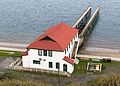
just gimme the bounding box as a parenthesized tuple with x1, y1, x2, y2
(0, 42, 28, 51)
(79, 47, 120, 57)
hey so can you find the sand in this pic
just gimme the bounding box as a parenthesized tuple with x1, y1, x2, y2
(79, 47, 120, 57)
(0, 42, 29, 51)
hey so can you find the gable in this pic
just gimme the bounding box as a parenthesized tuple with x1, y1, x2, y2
(41, 36, 55, 42)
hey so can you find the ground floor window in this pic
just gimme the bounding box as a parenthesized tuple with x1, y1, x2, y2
(63, 64, 67, 72)
(49, 62, 53, 68)
(33, 60, 40, 64)
(56, 62, 60, 69)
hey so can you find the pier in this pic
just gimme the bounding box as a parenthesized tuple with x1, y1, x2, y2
(72, 5, 91, 33)
(71, 6, 100, 63)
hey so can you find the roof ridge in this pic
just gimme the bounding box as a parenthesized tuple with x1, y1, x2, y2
(47, 35, 63, 50)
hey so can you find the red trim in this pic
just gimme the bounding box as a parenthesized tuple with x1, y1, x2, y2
(21, 51, 28, 56)
(63, 56, 74, 65)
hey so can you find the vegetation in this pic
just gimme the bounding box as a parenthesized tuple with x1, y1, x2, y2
(73, 60, 88, 75)
(87, 74, 120, 86)
(0, 80, 52, 86)
(73, 58, 120, 75)
(0, 50, 21, 57)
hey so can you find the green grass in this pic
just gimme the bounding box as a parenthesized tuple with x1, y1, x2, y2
(0, 50, 22, 57)
(73, 59, 120, 75)
(73, 61, 88, 75)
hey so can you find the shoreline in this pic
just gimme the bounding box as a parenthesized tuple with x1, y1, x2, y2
(0, 42, 120, 53)
(82, 47, 120, 53)
(0, 42, 29, 51)
(79, 47, 120, 58)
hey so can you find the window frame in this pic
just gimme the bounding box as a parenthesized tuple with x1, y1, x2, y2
(69, 44, 70, 48)
(49, 62, 53, 68)
(63, 64, 67, 72)
(38, 49, 42, 56)
(56, 62, 60, 69)
(33, 60, 40, 64)
(48, 50, 52, 57)
(65, 49, 66, 54)
(43, 50, 47, 56)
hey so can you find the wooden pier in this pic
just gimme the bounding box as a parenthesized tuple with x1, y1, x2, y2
(72, 6, 100, 64)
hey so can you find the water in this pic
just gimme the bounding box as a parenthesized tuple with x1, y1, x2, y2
(0, 0, 120, 49)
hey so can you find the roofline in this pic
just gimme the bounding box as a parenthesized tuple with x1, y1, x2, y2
(27, 48, 65, 52)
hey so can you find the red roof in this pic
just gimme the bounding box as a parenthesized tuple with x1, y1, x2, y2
(63, 56, 74, 64)
(27, 22, 78, 51)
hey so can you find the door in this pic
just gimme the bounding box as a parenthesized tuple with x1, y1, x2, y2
(63, 64, 67, 72)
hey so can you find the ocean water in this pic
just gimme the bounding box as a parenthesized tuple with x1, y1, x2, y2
(0, 0, 120, 49)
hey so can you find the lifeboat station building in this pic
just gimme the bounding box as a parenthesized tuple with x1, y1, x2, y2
(22, 22, 79, 74)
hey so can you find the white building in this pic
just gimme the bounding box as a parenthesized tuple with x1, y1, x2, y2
(22, 22, 79, 74)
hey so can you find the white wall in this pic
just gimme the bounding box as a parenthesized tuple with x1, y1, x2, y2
(64, 32, 79, 59)
(22, 49, 74, 73)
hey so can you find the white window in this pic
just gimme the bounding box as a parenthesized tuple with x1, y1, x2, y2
(38, 50, 42, 56)
(48, 51, 52, 57)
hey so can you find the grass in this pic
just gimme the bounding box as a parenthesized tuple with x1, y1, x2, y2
(0, 80, 52, 86)
(0, 50, 22, 57)
(0, 70, 68, 86)
(73, 59, 120, 75)
(73, 61, 88, 75)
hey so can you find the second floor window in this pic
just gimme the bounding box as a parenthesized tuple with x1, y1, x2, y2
(48, 51, 52, 57)
(38, 50, 42, 56)
(69, 44, 70, 48)
(43, 50, 47, 56)
(65, 50, 66, 54)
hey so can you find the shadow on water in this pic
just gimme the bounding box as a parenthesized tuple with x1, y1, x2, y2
(82, 13, 100, 47)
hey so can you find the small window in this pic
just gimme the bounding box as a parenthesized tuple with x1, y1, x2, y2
(69, 44, 70, 48)
(65, 50, 66, 54)
(71, 40, 73, 45)
(49, 62, 53, 68)
(56, 62, 60, 69)
(67, 47, 68, 51)
(63, 64, 67, 72)
(27, 48, 30, 51)
(48, 51, 52, 57)
(38, 50, 42, 56)
(69, 53, 70, 58)
(43, 50, 47, 56)
(33, 60, 40, 64)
